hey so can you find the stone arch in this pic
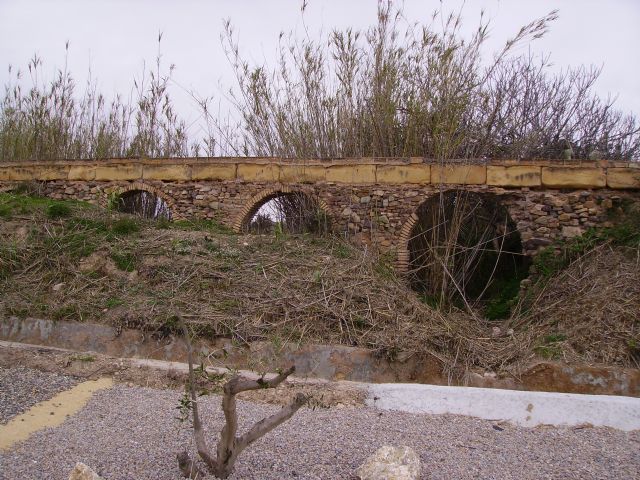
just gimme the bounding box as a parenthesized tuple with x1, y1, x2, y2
(396, 188, 529, 295)
(233, 185, 331, 233)
(109, 181, 180, 220)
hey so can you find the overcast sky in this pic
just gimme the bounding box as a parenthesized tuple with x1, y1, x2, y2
(1, 0, 639, 141)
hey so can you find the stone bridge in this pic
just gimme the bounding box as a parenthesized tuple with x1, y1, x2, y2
(1, 158, 639, 271)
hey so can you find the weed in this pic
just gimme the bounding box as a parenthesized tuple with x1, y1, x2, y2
(156, 217, 172, 229)
(534, 213, 640, 279)
(52, 304, 82, 321)
(46, 203, 72, 219)
(273, 222, 285, 241)
(534, 344, 562, 360)
(71, 353, 96, 362)
(333, 243, 352, 259)
(171, 219, 232, 234)
(172, 239, 193, 255)
(216, 299, 240, 312)
(542, 333, 567, 343)
(0, 204, 11, 218)
(68, 217, 109, 233)
(111, 218, 139, 235)
(374, 251, 395, 280)
(534, 333, 567, 360)
(4, 305, 29, 318)
(111, 251, 136, 271)
(312, 270, 322, 283)
(106, 192, 121, 211)
(483, 274, 526, 320)
(106, 297, 124, 308)
(419, 294, 440, 310)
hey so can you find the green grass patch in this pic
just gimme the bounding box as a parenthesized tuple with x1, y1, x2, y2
(105, 297, 124, 308)
(169, 218, 232, 234)
(71, 353, 96, 362)
(111, 251, 137, 271)
(534, 209, 640, 279)
(333, 243, 352, 259)
(374, 251, 396, 280)
(0, 204, 12, 218)
(419, 294, 440, 309)
(111, 218, 140, 235)
(51, 304, 84, 322)
(483, 270, 528, 320)
(68, 217, 109, 233)
(46, 202, 72, 219)
(534, 332, 567, 360)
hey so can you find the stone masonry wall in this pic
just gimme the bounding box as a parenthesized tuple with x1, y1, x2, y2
(1, 158, 639, 271)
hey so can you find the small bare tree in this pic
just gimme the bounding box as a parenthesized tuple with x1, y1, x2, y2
(178, 320, 308, 479)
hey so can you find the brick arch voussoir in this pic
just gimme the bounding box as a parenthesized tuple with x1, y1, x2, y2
(233, 184, 330, 233)
(108, 181, 181, 220)
(396, 212, 419, 273)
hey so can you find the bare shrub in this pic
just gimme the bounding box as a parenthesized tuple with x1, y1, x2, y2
(178, 319, 308, 479)
(216, 2, 639, 160)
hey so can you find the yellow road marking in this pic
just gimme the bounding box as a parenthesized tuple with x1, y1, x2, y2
(0, 377, 113, 451)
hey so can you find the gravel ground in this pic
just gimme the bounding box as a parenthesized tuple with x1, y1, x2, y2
(0, 366, 79, 424)
(1, 372, 640, 479)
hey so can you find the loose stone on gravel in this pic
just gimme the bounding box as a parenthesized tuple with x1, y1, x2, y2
(1, 377, 639, 480)
(0, 366, 79, 424)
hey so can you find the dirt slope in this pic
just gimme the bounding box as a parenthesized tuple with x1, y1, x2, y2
(1, 192, 638, 375)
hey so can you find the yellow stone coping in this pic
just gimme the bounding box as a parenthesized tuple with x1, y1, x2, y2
(0, 377, 113, 451)
(0, 159, 638, 189)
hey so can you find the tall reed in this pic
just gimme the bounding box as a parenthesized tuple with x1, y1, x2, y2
(0, 36, 189, 162)
(217, 2, 639, 160)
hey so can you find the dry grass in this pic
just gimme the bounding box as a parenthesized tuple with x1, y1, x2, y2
(512, 245, 640, 368)
(1, 193, 638, 380)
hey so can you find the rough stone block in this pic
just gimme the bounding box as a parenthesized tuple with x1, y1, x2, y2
(487, 166, 541, 187)
(237, 163, 280, 182)
(0, 166, 36, 181)
(357, 445, 421, 480)
(562, 226, 583, 238)
(431, 164, 486, 185)
(541, 167, 605, 188)
(34, 166, 69, 180)
(69, 462, 103, 480)
(607, 168, 640, 189)
(191, 163, 237, 181)
(280, 164, 326, 183)
(143, 164, 191, 181)
(326, 164, 376, 183)
(68, 165, 96, 181)
(376, 164, 430, 184)
(95, 164, 143, 181)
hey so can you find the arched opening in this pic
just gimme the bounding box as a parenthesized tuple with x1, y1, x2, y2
(242, 191, 329, 234)
(407, 190, 529, 317)
(116, 189, 171, 220)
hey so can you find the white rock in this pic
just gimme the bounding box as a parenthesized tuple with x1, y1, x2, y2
(357, 445, 420, 480)
(69, 462, 103, 480)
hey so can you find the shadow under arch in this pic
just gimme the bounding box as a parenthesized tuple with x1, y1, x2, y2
(111, 182, 177, 220)
(397, 189, 529, 308)
(233, 186, 331, 234)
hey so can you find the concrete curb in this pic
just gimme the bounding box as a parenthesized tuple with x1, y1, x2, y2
(367, 383, 640, 431)
(3, 340, 639, 431)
